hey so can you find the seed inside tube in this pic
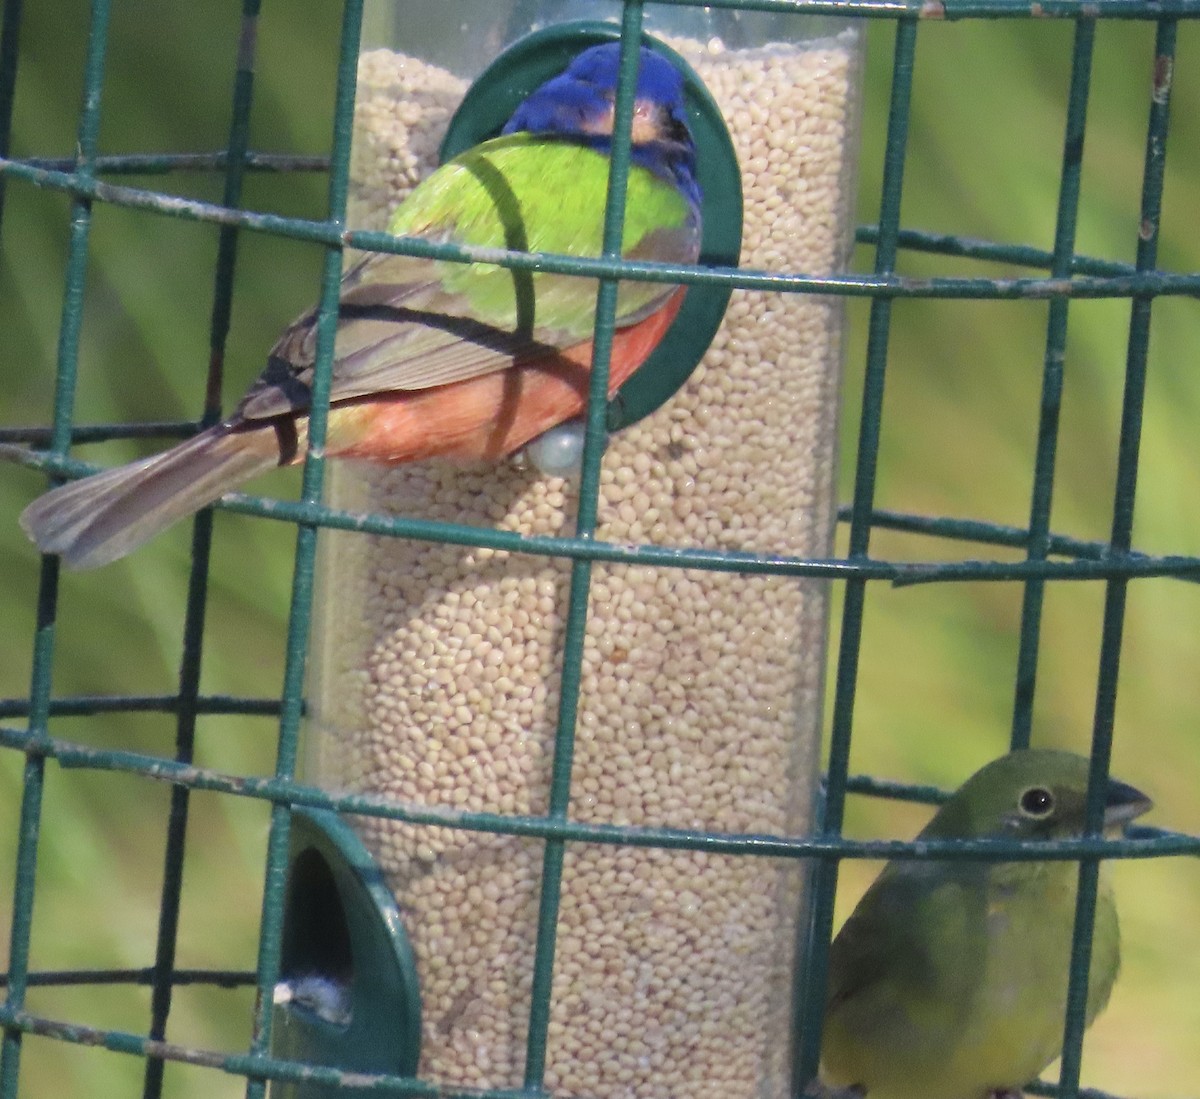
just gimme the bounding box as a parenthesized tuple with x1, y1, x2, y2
(309, 33, 859, 1099)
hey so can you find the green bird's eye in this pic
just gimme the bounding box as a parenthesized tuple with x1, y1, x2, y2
(1018, 786, 1056, 818)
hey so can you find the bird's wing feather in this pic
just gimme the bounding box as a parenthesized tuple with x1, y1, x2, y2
(827, 863, 983, 1021)
(235, 134, 699, 423)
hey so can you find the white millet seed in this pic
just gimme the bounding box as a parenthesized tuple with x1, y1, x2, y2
(309, 33, 858, 1099)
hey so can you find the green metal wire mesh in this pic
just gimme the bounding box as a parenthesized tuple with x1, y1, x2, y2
(1, 0, 1199, 1097)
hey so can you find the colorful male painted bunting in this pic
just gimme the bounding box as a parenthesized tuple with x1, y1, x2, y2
(17, 42, 702, 569)
(820, 749, 1151, 1099)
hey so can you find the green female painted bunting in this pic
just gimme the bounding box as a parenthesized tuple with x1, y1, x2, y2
(16, 42, 701, 569)
(820, 749, 1151, 1099)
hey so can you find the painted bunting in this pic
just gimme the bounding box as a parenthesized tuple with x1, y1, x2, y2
(17, 42, 702, 569)
(820, 749, 1151, 1099)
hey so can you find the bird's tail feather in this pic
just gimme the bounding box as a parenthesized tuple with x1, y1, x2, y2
(19, 426, 282, 570)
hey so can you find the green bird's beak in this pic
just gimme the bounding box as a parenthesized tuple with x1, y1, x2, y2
(1103, 777, 1153, 830)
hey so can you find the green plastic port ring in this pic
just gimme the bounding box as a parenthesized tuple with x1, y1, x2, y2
(271, 809, 421, 1097)
(440, 21, 743, 432)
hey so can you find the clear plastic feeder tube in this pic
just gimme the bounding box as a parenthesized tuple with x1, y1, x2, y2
(308, 4, 863, 1096)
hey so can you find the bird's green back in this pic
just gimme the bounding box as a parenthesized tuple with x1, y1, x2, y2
(387, 132, 700, 342)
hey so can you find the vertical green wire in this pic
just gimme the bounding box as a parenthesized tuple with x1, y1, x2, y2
(793, 19, 918, 1092)
(0, 9, 27, 1077)
(0, 0, 22, 232)
(523, 3, 644, 1087)
(1056, 19, 1175, 1099)
(1010, 19, 1095, 751)
(140, 6, 264, 1098)
(243, 2, 362, 1095)
(0, 2, 111, 1097)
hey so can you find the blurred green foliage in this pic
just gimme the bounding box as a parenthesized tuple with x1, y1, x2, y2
(0, 4, 1197, 1097)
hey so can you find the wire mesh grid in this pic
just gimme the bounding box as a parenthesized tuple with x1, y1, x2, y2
(1, 0, 1199, 1096)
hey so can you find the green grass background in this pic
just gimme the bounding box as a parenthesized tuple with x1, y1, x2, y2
(1, 4, 1198, 1096)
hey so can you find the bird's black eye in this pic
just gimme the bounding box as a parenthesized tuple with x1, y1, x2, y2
(1018, 786, 1055, 818)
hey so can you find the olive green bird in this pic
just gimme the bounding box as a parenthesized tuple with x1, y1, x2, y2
(820, 749, 1151, 1099)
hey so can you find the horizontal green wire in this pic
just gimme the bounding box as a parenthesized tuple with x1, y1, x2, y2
(0, 420, 199, 445)
(0, 968, 254, 989)
(857, 505, 1200, 583)
(859, 224, 1199, 285)
(0, 171, 1157, 289)
(648, 0, 1200, 17)
(85, 497, 1200, 585)
(20, 151, 326, 175)
(5, 440, 1198, 584)
(1, 721, 1194, 861)
(0, 1002, 1140, 1099)
(0, 1004, 514, 1099)
(3, 157, 1200, 300)
(5, 442, 1195, 585)
(0, 694, 281, 718)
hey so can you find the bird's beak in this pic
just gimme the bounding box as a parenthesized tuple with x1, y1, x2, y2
(1103, 777, 1153, 831)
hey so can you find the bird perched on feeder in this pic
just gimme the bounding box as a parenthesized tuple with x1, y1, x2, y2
(819, 749, 1151, 1099)
(16, 42, 702, 569)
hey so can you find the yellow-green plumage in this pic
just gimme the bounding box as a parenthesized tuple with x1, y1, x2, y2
(820, 749, 1150, 1099)
(389, 132, 699, 339)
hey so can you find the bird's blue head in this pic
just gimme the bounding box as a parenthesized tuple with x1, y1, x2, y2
(502, 43, 701, 211)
